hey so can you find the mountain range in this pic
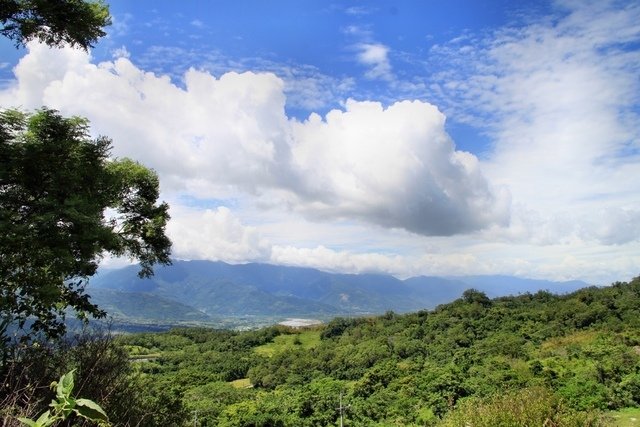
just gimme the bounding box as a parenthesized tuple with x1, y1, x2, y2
(87, 260, 589, 326)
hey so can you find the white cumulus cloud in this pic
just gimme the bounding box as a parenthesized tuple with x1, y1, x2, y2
(167, 206, 271, 262)
(289, 100, 510, 235)
(0, 42, 508, 237)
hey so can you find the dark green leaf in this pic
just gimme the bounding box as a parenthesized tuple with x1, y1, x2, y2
(75, 398, 109, 422)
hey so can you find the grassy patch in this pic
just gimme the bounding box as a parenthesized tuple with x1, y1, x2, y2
(608, 408, 640, 426)
(254, 330, 321, 357)
(229, 378, 252, 389)
(439, 387, 608, 427)
(539, 330, 599, 356)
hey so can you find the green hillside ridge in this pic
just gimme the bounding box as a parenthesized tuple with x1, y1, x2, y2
(89, 288, 211, 322)
(88, 260, 589, 325)
(109, 276, 640, 426)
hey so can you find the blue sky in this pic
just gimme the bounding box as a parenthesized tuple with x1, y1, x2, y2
(91, 0, 538, 148)
(1, 0, 639, 284)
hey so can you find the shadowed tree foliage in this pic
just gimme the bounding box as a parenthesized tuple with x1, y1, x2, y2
(0, 108, 171, 341)
(0, 0, 110, 49)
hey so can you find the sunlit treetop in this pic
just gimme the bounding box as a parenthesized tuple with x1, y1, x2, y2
(0, 0, 111, 49)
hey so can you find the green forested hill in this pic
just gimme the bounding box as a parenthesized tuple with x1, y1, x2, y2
(89, 288, 212, 322)
(89, 260, 588, 323)
(113, 276, 640, 426)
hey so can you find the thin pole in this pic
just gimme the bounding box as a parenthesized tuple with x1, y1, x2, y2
(339, 392, 343, 427)
(337, 391, 350, 426)
(340, 392, 342, 427)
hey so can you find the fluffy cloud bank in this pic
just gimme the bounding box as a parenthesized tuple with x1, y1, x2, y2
(429, 0, 640, 246)
(164, 206, 639, 283)
(289, 101, 510, 235)
(167, 206, 271, 262)
(0, 42, 509, 237)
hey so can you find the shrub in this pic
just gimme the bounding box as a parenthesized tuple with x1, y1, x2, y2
(438, 387, 607, 427)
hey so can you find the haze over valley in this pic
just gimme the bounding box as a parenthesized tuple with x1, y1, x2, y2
(89, 260, 589, 329)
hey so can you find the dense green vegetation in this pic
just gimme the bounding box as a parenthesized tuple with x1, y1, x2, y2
(2, 277, 639, 425)
(76, 276, 639, 426)
(0, 108, 171, 342)
(1, 0, 171, 346)
(1, 328, 188, 426)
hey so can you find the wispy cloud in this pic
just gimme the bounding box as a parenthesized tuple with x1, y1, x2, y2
(355, 42, 394, 81)
(110, 46, 130, 59)
(106, 12, 132, 39)
(341, 25, 372, 38)
(427, 0, 640, 247)
(135, 45, 353, 112)
(345, 6, 375, 16)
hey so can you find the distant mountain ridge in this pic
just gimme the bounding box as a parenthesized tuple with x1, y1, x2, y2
(88, 260, 590, 325)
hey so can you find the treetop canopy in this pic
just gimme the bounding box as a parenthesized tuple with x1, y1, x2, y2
(0, 108, 171, 340)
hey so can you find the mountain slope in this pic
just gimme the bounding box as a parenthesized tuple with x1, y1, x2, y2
(88, 260, 590, 324)
(88, 288, 211, 322)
